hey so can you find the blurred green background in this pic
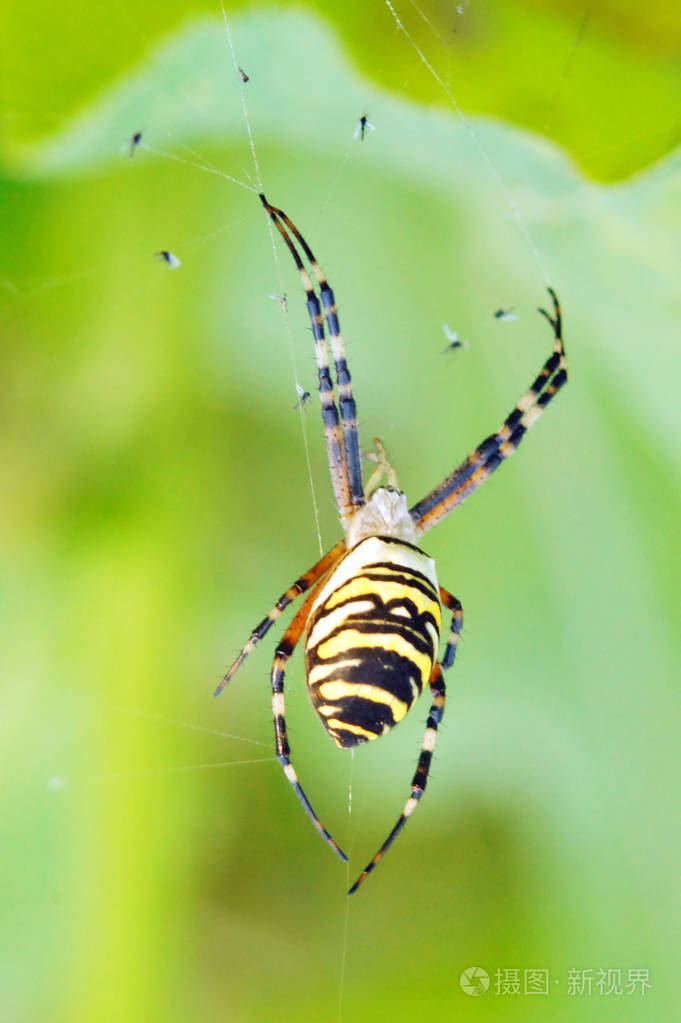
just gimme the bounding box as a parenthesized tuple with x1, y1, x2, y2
(2, 1, 680, 1020)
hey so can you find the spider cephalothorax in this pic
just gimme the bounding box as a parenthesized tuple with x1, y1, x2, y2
(216, 194, 567, 894)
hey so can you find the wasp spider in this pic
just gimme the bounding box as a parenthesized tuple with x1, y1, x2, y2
(216, 194, 567, 894)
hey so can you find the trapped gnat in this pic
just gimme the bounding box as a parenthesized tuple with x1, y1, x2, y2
(442, 324, 469, 352)
(238, 67, 249, 83)
(293, 383, 311, 410)
(354, 115, 375, 141)
(216, 193, 567, 895)
(155, 250, 181, 269)
(269, 293, 288, 312)
(494, 307, 518, 322)
(121, 131, 142, 158)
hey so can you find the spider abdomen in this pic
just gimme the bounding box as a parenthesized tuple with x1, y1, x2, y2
(304, 536, 441, 748)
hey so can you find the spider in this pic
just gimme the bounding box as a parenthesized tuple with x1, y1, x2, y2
(216, 193, 567, 895)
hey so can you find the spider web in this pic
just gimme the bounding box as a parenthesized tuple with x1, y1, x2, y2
(9, 2, 681, 1021)
(43, 5, 571, 1017)
(9, 0, 583, 984)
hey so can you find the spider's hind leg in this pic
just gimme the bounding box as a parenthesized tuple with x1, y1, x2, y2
(347, 585, 463, 895)
(270, 586, 348, 863)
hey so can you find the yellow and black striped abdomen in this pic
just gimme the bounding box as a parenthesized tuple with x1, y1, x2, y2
(304, 536, 441, 748)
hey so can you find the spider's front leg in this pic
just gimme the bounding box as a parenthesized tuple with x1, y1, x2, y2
(261, 194, 365, 528)
(410, 288, 567, 533)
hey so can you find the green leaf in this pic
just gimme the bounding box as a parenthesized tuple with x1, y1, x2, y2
(2, 6, 679, 1021)
(3, 0, 680, 179)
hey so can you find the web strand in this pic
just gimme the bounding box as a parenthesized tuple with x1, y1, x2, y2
(141, 141, 257, 192)
(385, 0, 552, 286)
(337, 747, 355, 1022)
(81, 757, 277, 786)
(105, 701, 271, 748)
(219, 3, 324, 556)
(220, 3, 263, 192)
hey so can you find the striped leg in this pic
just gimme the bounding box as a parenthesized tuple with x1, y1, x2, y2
(271, 588, 348, 862)
(347, 587, 463, 895)
(439, 586, 464, 669)
(266, 199, 364, 509)
(214, 541, 345, 697)
(260, 194, 364, 524)
(410, 289, 567, 534)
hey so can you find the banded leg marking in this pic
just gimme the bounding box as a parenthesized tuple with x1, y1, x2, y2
(271, 589, 348, 862)
(347, 662, 447, 895)
(214, 541, 345, 697)
(410, 289, 567, 534)
(348, 589, 462, 895)
(439, 586, 464, 670)
(266, 201, 364, 509)
(260, 194, 363, 523)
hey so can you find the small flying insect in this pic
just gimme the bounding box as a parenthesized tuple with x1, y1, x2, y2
(269, 293, 288, 312)
(155, 250, 181, 269)
(494, 307, 518, 322)
(238, 67, 250, 83)
(354, 115, 375, 141)
(442, 323, 469, 352)
(293, 383, 311, 410)
(120, 131, 143, 159)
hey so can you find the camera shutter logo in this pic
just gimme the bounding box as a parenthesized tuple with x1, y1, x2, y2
(460, 967, 490, 996)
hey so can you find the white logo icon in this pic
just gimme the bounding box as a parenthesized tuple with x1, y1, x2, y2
(460, 966, 490, 996)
